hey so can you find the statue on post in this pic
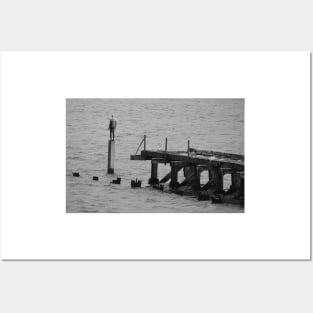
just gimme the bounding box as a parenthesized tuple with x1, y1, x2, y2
(108, 115, 117, 140)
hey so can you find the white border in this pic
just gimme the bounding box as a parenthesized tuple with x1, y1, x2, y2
(0, 52, 310, 259)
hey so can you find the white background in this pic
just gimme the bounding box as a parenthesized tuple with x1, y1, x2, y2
(1, 52, 310, 260)
(0, 1, 312, 312)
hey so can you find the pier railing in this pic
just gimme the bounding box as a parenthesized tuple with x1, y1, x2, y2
(134, 135, 146, 155)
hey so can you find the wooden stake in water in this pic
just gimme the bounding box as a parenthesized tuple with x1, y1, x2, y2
(165, 137, 168, 152)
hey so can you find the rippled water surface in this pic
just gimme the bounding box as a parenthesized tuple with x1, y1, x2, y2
(66, 99, 244, 213)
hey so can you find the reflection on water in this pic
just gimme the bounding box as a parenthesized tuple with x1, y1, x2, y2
(66, 99, 244, 213)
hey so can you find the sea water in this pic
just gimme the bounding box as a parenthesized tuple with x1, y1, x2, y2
(66, 99, 244, 213)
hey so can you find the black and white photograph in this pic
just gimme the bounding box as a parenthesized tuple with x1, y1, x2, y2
(66, 98, 244, 213)
(1, 0, 313, 311)
(2, 51, 309, 261)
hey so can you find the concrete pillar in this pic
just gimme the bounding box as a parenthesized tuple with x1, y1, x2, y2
(192, 165, 211, 189)
(183, 165, 193, 178)
(170, 165, 179, 188)
(211, 167, 223, 192)
(148, 160, 159, 185)
(230, 172, 244, 195)
(240, 177, 244, 195)
(217, 171, 223, 192)
(193, 165, 201, 189)
(107, 140, 115, 174)
(231, 173, 241, 190)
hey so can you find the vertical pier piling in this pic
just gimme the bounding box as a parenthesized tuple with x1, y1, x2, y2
(148, 160, 159, 185)
(107, 139, 115, 174)
(211, 166, 223, 192)
(169, 161, 185, 188)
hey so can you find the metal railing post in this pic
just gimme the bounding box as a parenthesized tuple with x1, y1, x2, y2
(144, 135, 146, 151)
(187, 140, 190, 157)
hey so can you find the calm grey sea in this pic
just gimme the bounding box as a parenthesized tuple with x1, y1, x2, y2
(66, 99, 244, 213)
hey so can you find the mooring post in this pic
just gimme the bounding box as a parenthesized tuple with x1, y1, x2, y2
(107, 139, 115, 174)
(187, 140, 190, 157)
(165, 137, 168, 152)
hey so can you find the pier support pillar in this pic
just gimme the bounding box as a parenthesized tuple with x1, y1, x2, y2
(170, 164, 180, 188)
(192, 165, 211, 189)
(211, 167, 223, 192)
(180, 165, 195, 187)
(193, 166, 201, 190)
(183, 166, 193, 178)
(231, 173, 240, 189)
(169, 161, 187, 188)
(231, 172, 244, 194)
(240, 177, 245, 196)
(148, 160, 159, 185)
(107, 140, 115, 174)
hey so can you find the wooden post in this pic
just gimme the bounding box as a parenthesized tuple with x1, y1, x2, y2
(165, 137, 168, 152)
(107, 139, 115, 174)
(144, 135, 146, 151)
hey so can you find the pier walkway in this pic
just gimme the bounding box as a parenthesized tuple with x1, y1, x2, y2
(130, 137, 244, 202)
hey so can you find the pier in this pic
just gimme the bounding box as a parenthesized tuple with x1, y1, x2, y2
(130, 136, 244, 203)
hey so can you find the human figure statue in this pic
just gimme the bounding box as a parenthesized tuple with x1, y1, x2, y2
(108, 115, 117, 140)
